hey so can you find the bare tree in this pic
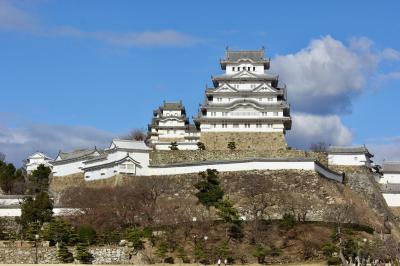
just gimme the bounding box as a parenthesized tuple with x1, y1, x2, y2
(121, 129, 147, 141)
(283, 193, 312, 222)
(310, 142, 328, 152)
(324, 203, 357, 266)
(240, 175, 276, 242)
(0, 152, 5, 163)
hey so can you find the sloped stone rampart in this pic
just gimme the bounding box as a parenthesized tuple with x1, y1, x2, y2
(0, 246, 132, 264)
(150, 149, 327, 166)
(200, 132, 287, 151)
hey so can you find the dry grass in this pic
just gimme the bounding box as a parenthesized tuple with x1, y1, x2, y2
(0, 264, 326, 266)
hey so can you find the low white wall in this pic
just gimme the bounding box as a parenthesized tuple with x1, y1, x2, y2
(380, 173, 400, 184)
(314, 162, 344, 183)
(328, 154, 369, 166)
(52, 160, 84, 177)
(0, 208, 77, 217)
(0, 198, 22, 206)
(154, 143, 198, 150)
(81, 158, 343, 183)
(148, 160, 316, 175)
(382, 193, 400, 207)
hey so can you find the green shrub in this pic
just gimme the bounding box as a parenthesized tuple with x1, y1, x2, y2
(327, 256, 341, 265)
(156, 239, 168, 261)
(346, 223, 374, 234)
(177, 246, 189, 263)
(77, 225, 96, 245)
(164, 256, 174, 264)
(169, 141, 179, 150)
(321, 242, 338, 256)
(279, 213, 296, 229)
(75, 242, 93, 264)
(43, 219, 72, 246)
(227, 141, 236, 151)
(197, 142, 206, 150)
(252, 243, 268, 264)
(127, 228, 144, 250)
(57, 242, 73, 263)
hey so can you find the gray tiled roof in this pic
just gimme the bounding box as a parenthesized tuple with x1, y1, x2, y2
(58, 149, 96, 160)
(328, 146, 373, 156)
(212, 73, 278, 81)
(383, 162, 400, 173)
(225, 50, 266, 62)
(186, 124, 199, 133)
(212, 73, 278, 87)
(163, 101, 183, 110)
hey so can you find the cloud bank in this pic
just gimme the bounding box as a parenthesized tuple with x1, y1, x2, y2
(271, 36, 400, 151)
(0, 0, 201, 47)
(286, 113, 352, 149)
(0, 123, 114, 166)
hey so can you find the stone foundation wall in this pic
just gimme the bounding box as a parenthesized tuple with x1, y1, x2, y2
(150, 149, 327, 166)
(200, 132, 287, 151)
(0, 246, 132, 264)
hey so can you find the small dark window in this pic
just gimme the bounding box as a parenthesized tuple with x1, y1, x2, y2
(253, 67, 256, 71)
(232, 67, 235, 71)
(248, 67, 250, 71)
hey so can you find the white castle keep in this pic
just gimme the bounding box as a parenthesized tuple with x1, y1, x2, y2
(148, 48, 292, 151)
(194, 49, 291, 134)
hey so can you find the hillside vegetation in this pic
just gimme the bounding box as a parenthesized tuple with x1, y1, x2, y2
(47, 168, 399, 264)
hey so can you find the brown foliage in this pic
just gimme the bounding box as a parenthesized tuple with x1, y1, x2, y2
(60, 176, 202, 232)
(121, 129, 147, 141)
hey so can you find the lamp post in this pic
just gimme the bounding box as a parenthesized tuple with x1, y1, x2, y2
(35, 234, 39, 264)
(203, 236, 208, 266)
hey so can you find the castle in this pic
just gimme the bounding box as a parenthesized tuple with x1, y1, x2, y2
(22, 48, 400, 209)
(149, 48, 291, 151)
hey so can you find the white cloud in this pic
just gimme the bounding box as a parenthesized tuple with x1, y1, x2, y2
(381, 48, 400, 61)
(286, 113, 352, 150)
(366, 137, 400, 164)
(52, 27, 200, 47)
(377, 71, 400, 82)
(0, 123, 115, 166)
(0, 0, 37, 31)
(0, 1, 201, 47)
(270, 35, 395, 115)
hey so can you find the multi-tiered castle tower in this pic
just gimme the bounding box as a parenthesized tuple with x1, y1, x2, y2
(148, 101, 200, 150)
(193, 48, 291, 151)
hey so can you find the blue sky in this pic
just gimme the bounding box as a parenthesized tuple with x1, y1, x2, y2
(1, 0, 400, 166)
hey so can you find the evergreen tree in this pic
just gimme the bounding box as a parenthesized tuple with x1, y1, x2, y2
(194, 169, 224, 209)
(227, 141, 236, 151)
(75, 242, 93, 264)
(169, 141, 179, 150)
(217, 241, 231, 260)
(155, 239, 168, 261)
(0, 154, 26, 195)
(43, 219, 72, 246)
(252, 243, 268, 264)
(16, 191, 53, 236)
(29, 164, 51, 193)
(177, 246, 189, 263)
(216, 198, 241, 225)
(197, 142, 206, 150)
(68, 231, 80, 246)
(126, 228, 144, 250)
(193, 241, 206, 263)
(0, 162, 18, 194)
(57, 242, 73, 263)
(77, 225, 97, 245)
